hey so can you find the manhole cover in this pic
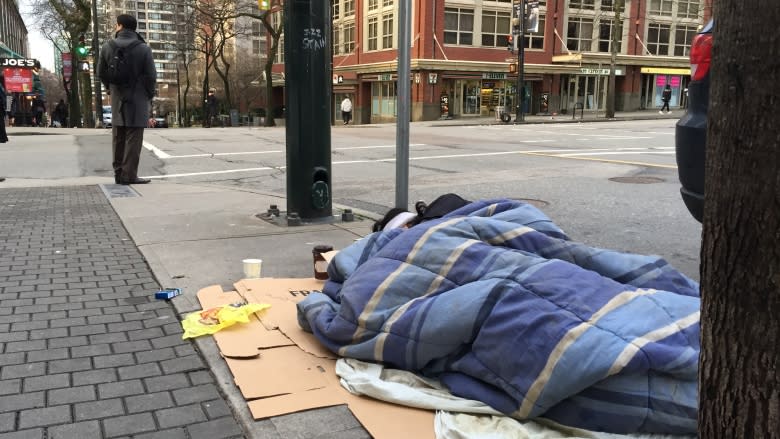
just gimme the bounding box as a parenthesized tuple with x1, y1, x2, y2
(608, 176, 665, 184)
(515, 198, 549, 208)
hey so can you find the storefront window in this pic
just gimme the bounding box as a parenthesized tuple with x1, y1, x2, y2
(654, 75, 682, 107)
(371, 81, 397, 119)
(461, 81, 481, 115)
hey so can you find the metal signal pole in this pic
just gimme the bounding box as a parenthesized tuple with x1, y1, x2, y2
(92, 0, 103, 126)
(513, 0, 525, 122)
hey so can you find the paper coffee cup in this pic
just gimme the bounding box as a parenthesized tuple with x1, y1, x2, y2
(242, 259, 263, 279)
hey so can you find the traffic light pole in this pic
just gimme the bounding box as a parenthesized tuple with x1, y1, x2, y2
(92, 0, 103, 126)
(283, 0, 333, 222)
(514, 0, 525, 122)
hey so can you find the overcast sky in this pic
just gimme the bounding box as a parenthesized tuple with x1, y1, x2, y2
(20, 0, 55, 71)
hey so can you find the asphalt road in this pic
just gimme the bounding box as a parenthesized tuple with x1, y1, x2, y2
(1, 120, 702, 279)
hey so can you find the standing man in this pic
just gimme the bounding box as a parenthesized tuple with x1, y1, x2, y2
(340, 96, 352, 125)
(205, 88, 218, 127)
(660, 83, 672, 114)
(98, 13, 157, 185)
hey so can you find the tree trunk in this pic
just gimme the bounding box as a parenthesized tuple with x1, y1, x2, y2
(698, 2, 779, 437)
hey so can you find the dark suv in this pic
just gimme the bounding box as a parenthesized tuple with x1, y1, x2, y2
(675, 20, 713, 222)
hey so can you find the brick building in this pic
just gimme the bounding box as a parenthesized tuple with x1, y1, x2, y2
(281, 0, 710, 124)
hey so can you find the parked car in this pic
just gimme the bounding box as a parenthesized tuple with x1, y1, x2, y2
(102, 106, 112, 128)
(675, 20, 712, 223)
(153, 116, 168, 128)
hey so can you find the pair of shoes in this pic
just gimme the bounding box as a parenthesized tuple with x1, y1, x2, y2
(120, 178, 151, 185)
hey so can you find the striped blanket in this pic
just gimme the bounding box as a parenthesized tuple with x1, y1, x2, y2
(297, 199, 700, 434)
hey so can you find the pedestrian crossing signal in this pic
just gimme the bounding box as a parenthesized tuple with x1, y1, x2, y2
(506, 35, 513, 53)
(258, 0, 269, 10)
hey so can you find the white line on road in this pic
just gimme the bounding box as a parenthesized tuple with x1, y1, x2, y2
(141, 142, 426, 159)
(143, 141, 171, 159)
(141, 146, 676, 179)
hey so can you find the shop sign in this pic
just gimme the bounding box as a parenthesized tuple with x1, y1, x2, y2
(2, 67, 33, 92)
(378, 73, 392, 81)
(428, 73, 438, 84)
(0, 57, 36, 67)
(579, 67, 624, 76)
(641, 67, 690, 75)
(482, 72, 506, 80)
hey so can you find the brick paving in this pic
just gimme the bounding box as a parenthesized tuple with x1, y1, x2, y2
(0, 186, 245, 439)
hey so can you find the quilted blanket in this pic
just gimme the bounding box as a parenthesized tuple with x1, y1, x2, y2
(297, 199, 700, 434)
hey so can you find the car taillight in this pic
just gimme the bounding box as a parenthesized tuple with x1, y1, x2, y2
(690, 33, 713, 81)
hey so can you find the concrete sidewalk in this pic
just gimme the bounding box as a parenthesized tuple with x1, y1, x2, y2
(0, 182, 376, 439)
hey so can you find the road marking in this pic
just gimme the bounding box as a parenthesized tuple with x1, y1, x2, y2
(141, 146, 677, 179)
(142, 143, 426, 159)
(143, 141, 171, 159)
(558, 151, 674, 157)
(144, 166, 280, 179)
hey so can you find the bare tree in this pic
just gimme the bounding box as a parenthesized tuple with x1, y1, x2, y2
(231, 0, 283, 127)
(698, 1, 779, 436)
(29, 0, 92, 127)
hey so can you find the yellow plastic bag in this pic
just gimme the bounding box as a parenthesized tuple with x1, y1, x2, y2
(181, 302, 270, 339)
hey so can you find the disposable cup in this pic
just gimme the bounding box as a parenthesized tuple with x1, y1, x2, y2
(242, 259, 263, 279)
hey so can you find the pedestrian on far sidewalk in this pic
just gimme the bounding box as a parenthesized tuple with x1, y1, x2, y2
(98, 13, 157, 185)
(660, 84, 672, 114)
(205, 88, 218, 127)
(340, 96, 352, 125)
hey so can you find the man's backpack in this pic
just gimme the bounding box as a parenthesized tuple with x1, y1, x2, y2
(104, 40, 142, 89)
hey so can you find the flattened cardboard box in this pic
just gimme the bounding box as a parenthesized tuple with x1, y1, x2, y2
(196, 278, 435, 439)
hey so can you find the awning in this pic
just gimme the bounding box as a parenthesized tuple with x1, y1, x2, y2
(0, 43, 24, 58)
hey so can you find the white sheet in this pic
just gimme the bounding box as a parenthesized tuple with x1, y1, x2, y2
(336, 358, 695, 439)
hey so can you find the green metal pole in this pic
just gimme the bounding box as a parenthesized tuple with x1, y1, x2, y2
(284, 0, 333, 221)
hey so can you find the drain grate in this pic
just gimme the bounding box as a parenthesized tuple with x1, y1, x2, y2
(608, 176, 665, 184)
(99, 184, 141, 198)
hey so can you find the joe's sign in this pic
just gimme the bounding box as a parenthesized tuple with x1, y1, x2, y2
(0, 58, 37, 68)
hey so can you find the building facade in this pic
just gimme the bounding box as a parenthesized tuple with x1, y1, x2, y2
(0, 0, 28, 59)
(275, 0, 710, 124)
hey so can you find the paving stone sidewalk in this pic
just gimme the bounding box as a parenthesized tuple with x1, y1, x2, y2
(0, 186, 245, 439)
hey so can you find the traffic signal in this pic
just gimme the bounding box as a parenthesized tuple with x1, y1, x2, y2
(76, 34, 89, 58)
(258, 0, 269, 10)
(506, 35, 513, 53)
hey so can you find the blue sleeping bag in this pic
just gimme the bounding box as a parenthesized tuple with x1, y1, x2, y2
(297, 199, 699, 434)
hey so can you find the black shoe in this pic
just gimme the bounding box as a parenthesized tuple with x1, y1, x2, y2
(114, 175, 121, 184)
(120, 178, 151, 185)
(0, 178, 5, 182)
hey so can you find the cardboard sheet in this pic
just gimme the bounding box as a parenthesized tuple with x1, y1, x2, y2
(196, 279, 435, 439)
